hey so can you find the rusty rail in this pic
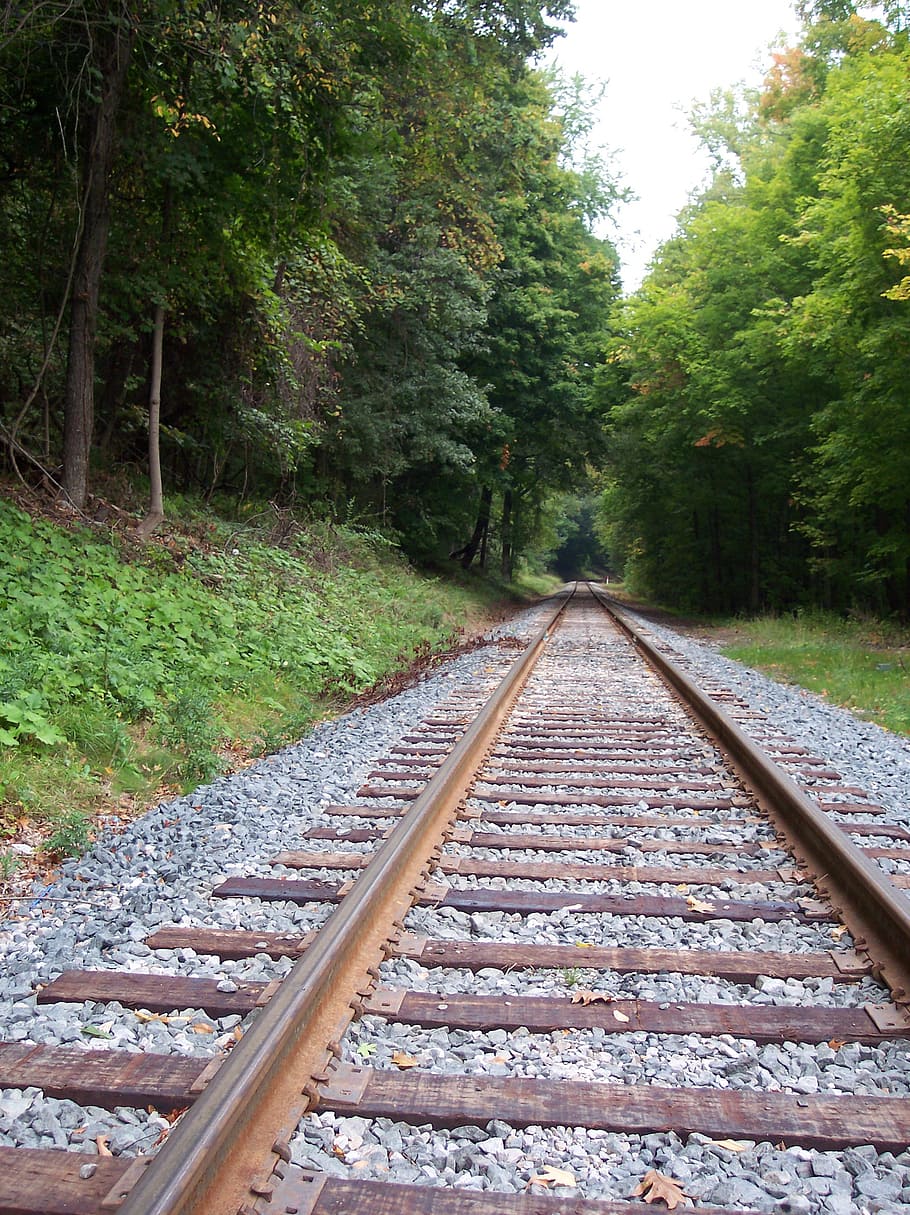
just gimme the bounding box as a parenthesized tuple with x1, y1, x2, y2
(589, 583, 910, 1001)
(116, 590, 572, 1215)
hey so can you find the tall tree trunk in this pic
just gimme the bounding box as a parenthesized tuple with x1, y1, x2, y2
(501, 487, 513, 579)
(137, 304, 165, 538)
(450, 485, 492, 570)
(61, 11, 134, 509)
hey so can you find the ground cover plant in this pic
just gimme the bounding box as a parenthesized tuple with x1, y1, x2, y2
(721, 612, 910, 736)
(0, 496, 509, 863)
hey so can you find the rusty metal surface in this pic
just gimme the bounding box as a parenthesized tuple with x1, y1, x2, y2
(589, 585, 910, 1000)
(116, 594, 570, 1215)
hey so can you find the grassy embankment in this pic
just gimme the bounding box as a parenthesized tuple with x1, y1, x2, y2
(606, 584, 909, 736)
(720, 612, 910, 736)
(0, 496, 543, 870)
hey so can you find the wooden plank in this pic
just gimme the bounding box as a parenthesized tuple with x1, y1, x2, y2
(217, 873, 809, 918)
(493, 745, 706, 759)
(146, 925, 311, 958)
(316, 1065, 910, 1152)
(477, 809, 909, 841)
(365, 989, 904, 1045)
(222, 859, 791, 893)
(37, 970, 268, 1017)
(501, 725, 690, 736)
(0, 1043, 208, 1112)
(485, 759, 716, 776)
(213, 876, 345, 903)
(301, 1173, 754, 1215)
(0, 1147, 136, 1215)
(471, 790, 735, 810)
(507, 709, 670, 719)
(445, 859, 787, 887)
(294, 830, 772, 858)
(458, 832, 770, 857)
(426, 888, 820, 924)
(141, 927, 868, 984)
(273, 839, 792, 889)
(498, 736, 680, 749)
(480, 810, 753, 830)
(858, 844, 910, 860)
(323, 804, 404, 818)
(818, 801, 887, 816)
(406, 939, 869, 983)
(477, 775, 725, 792)
(357, 785, 420, 800)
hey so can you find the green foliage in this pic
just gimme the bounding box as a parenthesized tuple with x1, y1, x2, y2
(0, 495, 499, 837)
(722, 612, 910, 735)
(45, 810, 92, 860)
(0, 0, 618, 583)
(602, 6, 910, 617)
(156, 687, 224, 787)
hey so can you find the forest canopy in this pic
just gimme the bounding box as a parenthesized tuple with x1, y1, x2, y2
(599, 0, 910, 615)
(0, 0, 621, 573)
(4, 0, 909, 613)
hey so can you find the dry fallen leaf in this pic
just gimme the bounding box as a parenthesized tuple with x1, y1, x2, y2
(527, 1165, 577, 1190)
(191, 1023, 214, 1034)
(828, 1038, 845, 1050)
(831, 924, 849, 941)
(571, 990, 614, 1006)
(686, 896, 715, 914)
(391, 1051, 420, 1069)
(632, 1168, 692, 1209)
(95, 1136, 113, 1157)
(708, 1138, 748, 1153)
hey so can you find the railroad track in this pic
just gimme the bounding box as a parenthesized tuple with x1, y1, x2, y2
(2, 585, 910, 1214)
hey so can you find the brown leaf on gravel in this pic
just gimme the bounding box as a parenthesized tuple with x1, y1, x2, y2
(391, 1051, 420, 1069)
(526, 1165, 577, 1190)
(95, 1136, 113, 1157)
(686, 895, 715, 914)
(632, 1168, 692, 1208)
(570, 990, 614, 1006)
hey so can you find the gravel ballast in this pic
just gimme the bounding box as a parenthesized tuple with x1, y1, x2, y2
(1, 591, 909, 1214)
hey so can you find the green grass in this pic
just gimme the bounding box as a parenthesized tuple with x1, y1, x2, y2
(721, 611, 910, 735)
(0, 496, 520, 856)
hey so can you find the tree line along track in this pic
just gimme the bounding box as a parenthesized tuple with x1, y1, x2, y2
(2, 585, 910, 1214)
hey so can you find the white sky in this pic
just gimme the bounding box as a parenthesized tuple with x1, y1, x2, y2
(546, 1, 802, 288)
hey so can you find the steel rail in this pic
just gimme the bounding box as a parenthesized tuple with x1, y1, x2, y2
(589, 583, 910, 1002)
(116, 589, 572, 1215)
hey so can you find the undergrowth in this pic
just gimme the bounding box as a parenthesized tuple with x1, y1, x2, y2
(0, 497, 513, 857)
(721, 610, 910, 735)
